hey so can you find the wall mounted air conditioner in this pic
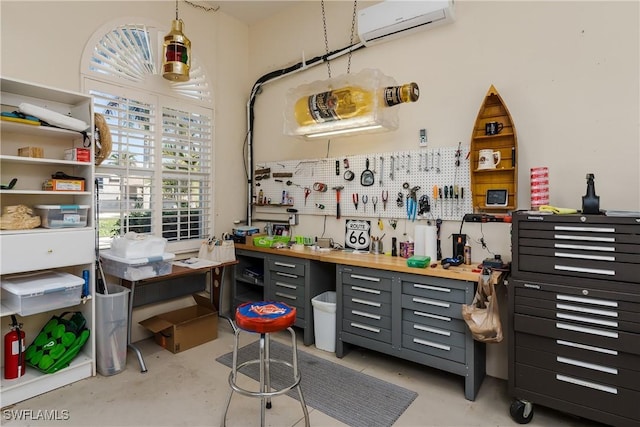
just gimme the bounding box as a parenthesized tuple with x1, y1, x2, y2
(357, 0, 455, 46)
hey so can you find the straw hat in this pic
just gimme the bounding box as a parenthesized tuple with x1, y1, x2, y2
(94, 113, 112, 166)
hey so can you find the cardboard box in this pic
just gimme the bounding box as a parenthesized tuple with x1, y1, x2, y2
(18, 146, 44, 158)
(64, 148, 91, 162)
(42, 179, 85, 191)
(139, 294, 217, 353)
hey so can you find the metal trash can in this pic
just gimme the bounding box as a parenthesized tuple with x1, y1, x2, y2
(95, 284, 130, 376)
(311, 291, 337, 352)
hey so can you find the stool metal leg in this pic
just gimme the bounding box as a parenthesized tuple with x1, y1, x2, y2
(221, 324, 310, 427)
(288, 327, 310, 427)
(264, 333, 272, 409)
(221, 323, 241, 427)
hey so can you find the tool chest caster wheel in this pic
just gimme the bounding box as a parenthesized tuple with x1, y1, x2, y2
(510, 399, 534, 424)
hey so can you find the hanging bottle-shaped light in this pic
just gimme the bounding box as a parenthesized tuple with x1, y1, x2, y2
(162, 0, 191, 82)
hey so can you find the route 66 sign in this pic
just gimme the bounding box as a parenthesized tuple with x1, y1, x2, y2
(345, 219, 371, 251)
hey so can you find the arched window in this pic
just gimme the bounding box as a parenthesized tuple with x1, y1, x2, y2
(81, 19, 214, 253)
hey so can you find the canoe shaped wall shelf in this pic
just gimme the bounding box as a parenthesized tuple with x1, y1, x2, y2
(469, 85, 518, 213)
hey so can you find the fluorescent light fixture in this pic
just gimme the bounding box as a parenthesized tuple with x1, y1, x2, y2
(305, 124, 384, 139)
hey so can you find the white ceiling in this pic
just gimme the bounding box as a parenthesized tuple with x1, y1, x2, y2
(206, 1, 295, 26)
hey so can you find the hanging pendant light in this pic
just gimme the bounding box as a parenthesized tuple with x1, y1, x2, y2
(162, 0, 191, 82)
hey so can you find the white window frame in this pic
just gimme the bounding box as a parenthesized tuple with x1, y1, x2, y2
(80, 19, 214, 254)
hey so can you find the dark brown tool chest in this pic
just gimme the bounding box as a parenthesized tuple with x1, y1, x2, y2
(509, 212, 640, 427)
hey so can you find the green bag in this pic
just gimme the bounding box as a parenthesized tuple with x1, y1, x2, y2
(25, 311, 90, 374)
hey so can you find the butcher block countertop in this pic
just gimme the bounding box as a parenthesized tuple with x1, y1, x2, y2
(234, 243, 481, 282)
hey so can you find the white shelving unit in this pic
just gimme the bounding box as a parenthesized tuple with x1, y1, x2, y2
(0, 77, 95, 407)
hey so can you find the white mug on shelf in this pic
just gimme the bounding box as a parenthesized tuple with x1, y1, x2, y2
(478, 149, 501, 170)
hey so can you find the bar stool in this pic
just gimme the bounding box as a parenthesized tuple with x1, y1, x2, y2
(221, 301, 310, 427)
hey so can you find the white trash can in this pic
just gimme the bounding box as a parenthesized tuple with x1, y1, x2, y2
(96, 284, 130, 376)
(311, 291, 337, 352)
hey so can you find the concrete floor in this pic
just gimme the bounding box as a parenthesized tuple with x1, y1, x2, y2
(3, 321, 605, 427)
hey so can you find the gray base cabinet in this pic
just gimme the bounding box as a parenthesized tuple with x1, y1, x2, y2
(336, 265, 485, 401)
(233, 249, 334, 346)
(510, 212, 640, 427)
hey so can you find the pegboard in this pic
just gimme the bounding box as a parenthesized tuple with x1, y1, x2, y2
(254, 144, 472, 222)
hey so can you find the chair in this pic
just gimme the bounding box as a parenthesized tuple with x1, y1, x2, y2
(221, 301, 310, 427)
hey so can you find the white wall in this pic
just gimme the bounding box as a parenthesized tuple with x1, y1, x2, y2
(245, 0, 639, 379)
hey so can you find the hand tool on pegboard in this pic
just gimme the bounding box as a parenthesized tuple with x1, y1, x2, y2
(332, 186, 344, 219)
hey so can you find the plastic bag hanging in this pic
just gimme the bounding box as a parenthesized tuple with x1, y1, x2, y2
(461, 270, 503, 343)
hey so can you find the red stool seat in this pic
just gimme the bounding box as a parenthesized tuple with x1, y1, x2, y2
(235, 301, 296, 334)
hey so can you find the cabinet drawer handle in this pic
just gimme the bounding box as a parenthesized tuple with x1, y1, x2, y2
(556, 294, 618, 308)
(555, 243, 614, 252)
(47, 249, 53, 253)
(554, 234, 615, 243)
(274, 262, 297, 268)
(413, 284, 451, 293)
(275, 281, 297, 290)
(275, 292, 296, 300)
(556, 374, 618, 395)
(557, 356, 618, 375)
(351, 298, 381, 308)
(413, 311, 451, 322)
(412, 297, 450, 308)
(413, 338, 450, 351)
(556, 303, 618, 318)
(350, 322, 380, 333)
(556, 339, 618, 356)
(556, 322, 618, 339)
(351, 274, 381, 282)
(554, 265, 615, 276)
(556, 312, 618, 328)
(276, 271, 298, 279)
(351, 286, 381, 295)
(413, 324, 450, 336)
(554, 226, 615, 233)
(554, 252, 615, 262)
(351, 310, 381, 320)
(523, 283, 540, 290)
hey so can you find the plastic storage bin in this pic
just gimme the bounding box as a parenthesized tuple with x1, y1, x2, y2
(34, 204, 89, 228)
(99, 250, 175, 281)
(0, 270, 83, 316)
(96, 284, 130, 376)
(311, 291, 337, 352)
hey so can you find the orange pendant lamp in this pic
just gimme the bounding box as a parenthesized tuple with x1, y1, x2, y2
(162, 0, 191, 82)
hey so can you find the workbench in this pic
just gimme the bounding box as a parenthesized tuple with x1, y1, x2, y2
(232, 243, 485, 400)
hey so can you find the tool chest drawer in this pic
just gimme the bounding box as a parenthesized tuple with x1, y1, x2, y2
(402, 319, 466, 349)
(343, 289, 391, 317)
(268, 257, 306, 276)
(402, 333, 466, 364)
(342, 318, 392, 344)
(403, 308, 467, 334)
(402, 294, 463, 320)
(343, 281, 392, 307)
(401, 277, 467, 304)
(345, 308, 391, 330)
(514, 363, 640, 421)
(340, 267, 393, 292)
(512, 213, 640, 283)
(270, 279, 305, 306)
(515, 336, 640, 390)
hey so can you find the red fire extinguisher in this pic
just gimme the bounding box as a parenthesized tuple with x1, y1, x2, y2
(4, 315, 26, 379)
